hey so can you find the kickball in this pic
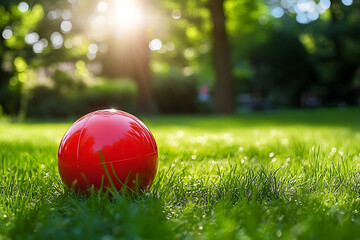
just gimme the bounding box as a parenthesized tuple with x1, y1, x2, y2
(57, 109, 158, 192)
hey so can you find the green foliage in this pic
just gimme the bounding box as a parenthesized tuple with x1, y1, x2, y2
(247, 31, 315, 106)
(153, 71, 198, 113)
(26, 72, 137, 118)
(82, 78, 137, 113)
(0, 109, 360, 238)
(0, 2, 44, 117)
(0, 6, 11, 28)
(5, 3, 44, 49)
(1, 0, 360, 116)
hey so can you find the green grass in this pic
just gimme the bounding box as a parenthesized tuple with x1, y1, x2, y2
(1, 108, 360, 239)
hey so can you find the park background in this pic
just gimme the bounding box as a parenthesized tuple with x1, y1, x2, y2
(1, 1, 360, 239)
(0, 0, 359, 119)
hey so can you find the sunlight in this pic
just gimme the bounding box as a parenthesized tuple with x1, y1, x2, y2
(108, 0, 144, 33)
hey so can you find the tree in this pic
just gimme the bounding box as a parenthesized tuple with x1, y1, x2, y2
(0, 2, 44, 116)
(156, 0, 235, 113)
(266, 0, 360, 106)
(208, 0, 234, 113)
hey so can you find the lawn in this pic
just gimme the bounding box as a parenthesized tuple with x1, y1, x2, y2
(1, 108, 360, 239)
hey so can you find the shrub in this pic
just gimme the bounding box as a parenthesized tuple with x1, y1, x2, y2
(153, 72, 198, 113)
(26, 72, 137, 118)
(80, 78, 137, 114)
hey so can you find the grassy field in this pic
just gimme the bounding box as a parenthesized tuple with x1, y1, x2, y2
(1, 108, 360, 239)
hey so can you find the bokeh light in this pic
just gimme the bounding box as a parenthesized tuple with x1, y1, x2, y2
(2, 28, 13, 39)
(40, 38, 48, 47)
(62, 9, 72, 20)
(51, 32, 64, 49)
(88, 43, 98, 54)
(25, 32, 40, 45)
(18, 2, 29, 13)
(48, 10, 60, 20)
(87, 52, 96, 60)
(183, 66, 194, 76)
(199, 43, 209, 54)
(319, 0, 331, 10)
(60, 21, 72, 33)
(165, 41, 175, 51)
(33, 42, 44, 54)
(184, 48, 195, 59)
(64, 39, 73, 49)
(342, 0, 353, 6)
(97, 1, 108, 13)
(269, 0, 332, 24)
(149, 39, 162, 51)
(172, 9, 181, 19)
(270, 7, 284, 18)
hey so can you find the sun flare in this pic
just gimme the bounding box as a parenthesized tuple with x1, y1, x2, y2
(106, 0, 144, 33)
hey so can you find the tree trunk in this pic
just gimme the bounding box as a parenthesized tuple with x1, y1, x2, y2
(208, 0, 234, 113)
(131, 27, 153, 114)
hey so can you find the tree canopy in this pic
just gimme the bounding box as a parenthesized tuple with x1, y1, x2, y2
(0, 0, 359, 117)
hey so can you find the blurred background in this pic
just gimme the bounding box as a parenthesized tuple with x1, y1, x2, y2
(0, 0, 359, 118)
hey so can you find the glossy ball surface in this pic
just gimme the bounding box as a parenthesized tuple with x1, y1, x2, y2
(58, 109, 158, 192)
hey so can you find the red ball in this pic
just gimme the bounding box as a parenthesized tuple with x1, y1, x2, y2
(58, 109, 158, 192)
